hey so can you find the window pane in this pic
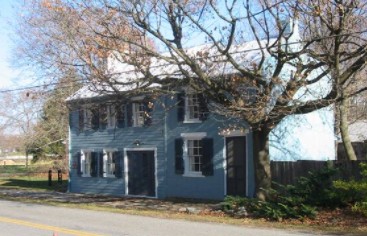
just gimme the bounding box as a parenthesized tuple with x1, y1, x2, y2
(84, 152, 91, 176)
(106, 152, 115, 175)
(100, 106, 108, 128)
(133, 103, 145, 127)
(187, 139, 202, 172)
(187, 94, 200, 120)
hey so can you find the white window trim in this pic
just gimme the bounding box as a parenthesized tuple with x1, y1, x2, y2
(183, 92, 202, 124)
(219, 129, 249, 137)
(81, 149, 93, 177)
(180, 132, 206, 177)
(103, 148, 118, 178)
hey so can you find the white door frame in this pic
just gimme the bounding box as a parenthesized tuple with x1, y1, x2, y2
(124, 147, 158, 198)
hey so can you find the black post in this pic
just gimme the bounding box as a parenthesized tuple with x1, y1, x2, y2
(48, 169, 52, 186)
(57, 169, 62, 184)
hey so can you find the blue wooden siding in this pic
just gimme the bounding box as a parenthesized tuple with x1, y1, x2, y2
(163, 97, 254, 200)
(68, 95, 254, 200)
(69, 100, 167, 198)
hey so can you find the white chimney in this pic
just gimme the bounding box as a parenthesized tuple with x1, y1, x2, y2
(281, 18, 302, 53)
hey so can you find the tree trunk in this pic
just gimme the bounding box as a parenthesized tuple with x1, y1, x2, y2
(252, 127, 272, 201)
(339, 97, 357, 160)
(25, 149, 29, 168)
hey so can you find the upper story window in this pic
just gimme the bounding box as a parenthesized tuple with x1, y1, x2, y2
(78, 105, 106, 131)
(132, 103, 145, 127)
(177, 90, 209, 123)
(186, 94, 200, 120)
(115, 104, 126, 128)
(77, 99, 153, 132)
(107, 105, 116, 128)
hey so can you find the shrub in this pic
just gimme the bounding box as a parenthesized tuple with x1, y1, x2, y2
(223, 194, 316, 221)
(333, 163, 367, 202)
(285, 164, 342, 207)
(352, 202, 367, 217)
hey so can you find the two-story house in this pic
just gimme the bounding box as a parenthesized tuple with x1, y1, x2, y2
(67, 20, 335, 200)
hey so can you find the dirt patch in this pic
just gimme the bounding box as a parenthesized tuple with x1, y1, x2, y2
(0, 160, 17, 165)
(283, 208, 367, 233)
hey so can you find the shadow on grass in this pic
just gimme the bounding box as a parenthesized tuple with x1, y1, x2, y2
(0, 178, 68, 192)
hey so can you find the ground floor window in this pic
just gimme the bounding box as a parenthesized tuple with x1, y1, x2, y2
(81, 150, 92, 177)
(180, 132, 207, 177)
(103, 149, 116, 178)
(187, 139, 203, 172)
(78, 149, 123, 178)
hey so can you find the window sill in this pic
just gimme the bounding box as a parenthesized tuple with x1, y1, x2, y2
(183, 119, 202, 124)
(104, 175, 116, 178)
(183, 172, 204, 178)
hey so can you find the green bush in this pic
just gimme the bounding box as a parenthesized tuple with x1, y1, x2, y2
(352, 202, 367, 217)
(333, 163, 367, 211)
(223, 194, 316, 221)
(285, 164, 342, 207)
(333, 180, 367, 203)
(222, 163, 367, 221)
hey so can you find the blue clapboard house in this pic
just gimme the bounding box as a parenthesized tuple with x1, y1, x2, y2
(66, 20, 335, 200)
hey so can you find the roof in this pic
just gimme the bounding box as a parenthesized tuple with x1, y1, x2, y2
(67, 39, 274, 101)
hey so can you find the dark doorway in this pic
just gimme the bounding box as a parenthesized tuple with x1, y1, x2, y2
(226, 136, 247, 197)
(127, 151, 155, 197)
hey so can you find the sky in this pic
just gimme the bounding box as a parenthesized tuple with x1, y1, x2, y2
(0, 1, 34, 91)
(0, 1, 16, 89)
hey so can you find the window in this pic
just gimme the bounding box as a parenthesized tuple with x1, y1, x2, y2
(78, 105, 99, 131)
(177, 90, 208, 123)
(175, 133, 214, 177)
(116, 104, 126, 128)
(99, 106, 108, 129)
(78, 149, 122, 178)
(79, 106, 92, 131)
(78, 105, 111, 131)
(78, 100, 153, 130)
(90, 106, 100, 130)
(132, 103, 145, 127)
(107, 105, 116, 128)
(103, 150, 116, 178)
(186, 93, 200, 121)
(81, 150, 92, 177)
(187, 140, 203, 172)
(78, 108, 84, 132)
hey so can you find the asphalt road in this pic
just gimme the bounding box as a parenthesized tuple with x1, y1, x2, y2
(0, 200, 331, 236)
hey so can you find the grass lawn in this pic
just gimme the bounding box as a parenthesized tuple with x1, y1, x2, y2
(0, 164, 68, 192)
(0, 177, 68, 192)
(0, 165, 28, 173)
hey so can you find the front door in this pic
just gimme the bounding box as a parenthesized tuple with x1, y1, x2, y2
(126, 151, 155, 197)
(226, 136, 247, 197)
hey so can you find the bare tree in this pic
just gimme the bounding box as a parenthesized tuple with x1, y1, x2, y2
(0, 90, 43, 166)
(15, 0, 367, 199)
